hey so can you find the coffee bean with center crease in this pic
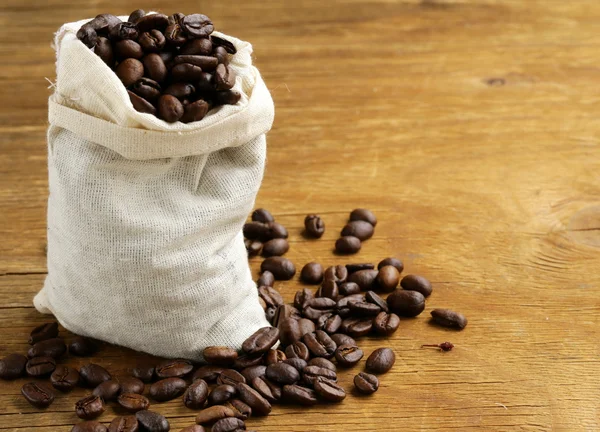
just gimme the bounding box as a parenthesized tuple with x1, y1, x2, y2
(319, 314, 342, 334)
(76, 395, 105, 420)
(339, 281, 361, 296)
(21, 382, 55, 408)
(366, 348, 396, 374)
(430, 308, 468, 329)
(80, 364, 111, 387)
(138, 30, 165, 53)
(324, 265, 348, 284)
(308, 357, 337, 372)
(155, 358, 193, 378)
(212, 417, 245, 432)
(88, 14, 122, 36)
(136, 410, 170, 432)
(213, 46, 230, 66)
(335, 344, 364, 367)
(26, 356, 56, 377)
(108, 22, 138, 41)
(262, 238, 289, 257)
(377, 265, 400, 292)
(227, 399, 252, 420)
(300, 262, 323, 284)
(157, 94, 184, 122)
(314, 376, 346, 402)
(341, 220, 375, 241)
(304, 214, 325, 238)
(273, 304, 300, 328)
(330, 333, 357, 347)
(257, 270, 275, 287)
(164, 23, 187, 46)
(346, 263, 375, 274)
(114, 40, 144, 60)
(335, 236, 361, 254)
(373, 311, 401, 336)
(132, 365, 154, 383)
(181, 100, 210, 123)
(120, 377, 145, 395)
(93, 379, 121, 401)
(336, 294, 365, 318)
(354, 372, 379, 394)
(136, 13, 169, 32)
(302, 330, 337, 359)
(196, 405, 236, 425)
(181, 38, 213, 55)
(365, 291, 389, 312)
(317, 279, 338, 300)
(29, 322, 59, 345)
(283, 358, 308, 373)
(282, 384, 318, 405)
(285, 341, 310, 361)
(252, 208, 274, 223)
(211, 35, 237, 54)
(128, 9, 146, 24)
(144, 54, 168, 83)
(184, 379, 209, 409)
(28, 337, 66, 359)
(116, 58, 144, 87)
(241, 365, 266, 383)
(341, 317, 373, 338)
(251, 376, 278, 402)
(174, 55, 219, 71)
(149, 377, 187, 402)
(378, 257, 404, 273)
(193, 366, 224, 383)
(265, 362, 299, 385)
(77, 25, 99, 48)
(349, 300, 381, 316)
(208, 384, 237, 405)
(132, 78, 162, 101)
(261, 257, 296, 280)
(69, 336, 98, 357)
(118, 393, 150, 412)
(171, 63, 205, 81)
(258, 286, 284, 310)
(294, 288, 314, 309)
(350, 208, 377, 226)
(265, 349, 286, 365)
(303, 297, 336, 320)
(236, 383, 272, 416)
(217, 369, 246, 387)
(73, 421, 109, 432)
(108, 415, 138, 432)
(387, 290, 426, 317)
(401, 274, 433, 297)
(0, 353, 27, 380)
(302, 365, 337, 387)
(181, 14, 214, 38)
(348, 269, 379, 291)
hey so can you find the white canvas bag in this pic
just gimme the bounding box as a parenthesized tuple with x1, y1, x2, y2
(34, 17, 274, 361)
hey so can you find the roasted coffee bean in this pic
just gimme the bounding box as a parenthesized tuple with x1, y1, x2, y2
(116, 58, 144, 86)
(354, 372, 379, 394)
(338, 282, 361, 296)
(213, 46, 230, 66)
(167, 13, 185, 26)
(251, 208, 274, 223)
(401, 274, 433, 297)
(335, 236, 361, 254)
(76, 395, 105, 420)
(211, 35, 237, 54)
(349, 300, 381, 316)
(118, 393, 150, 412)
(300, 262, 323, 284)
(303, 330, 337, 359)
(350, 208, 377, 226)
(376, 265, 400, 292)
(294, 288, 314, 309)
(93, 380, 121, 401)
(212, 417, 245, 432)
(264, 349, 286, 365)
(128, 9, 146, 24)
(115, 40, 144, 60)
(174, 55, 219, 71)
(195, 405, 236, 425)
(366, 348, 396, 374)
(373, 311, 400, 335)
(341, 317, 373, 338)
(285, 341, 310, 361)
(181, 38, 213, 55)
(21, 382, 54, 408)
(193, 366, 224, 383)
(155, 358, 193, 378)
(378, 257, 404, 273)
(330, 333, 356, 347)
(213, 90, 241, 106)
(258, 286, 284, 310)
(129, 90, 156, 115)
(267, 221, 288, 239)
(69, 336, 98, 357)
(139, 30, 165, 52)
(387, 290, 426, 317)
(109, 22, 138, 41)
(324, 265, 348, 284)
(236, 383, 272, 416)
(88, 14, 122, 35)
(302, 365, 337, 387)
(143, 53, 168, 83)
(227, 399, 252, 420)
(94, 36, 114, 66)
(136, 13, 169, 32)
(240, 365, 266, 383)
(257, 270, 275, 287)
(317, 279, 339, 300)
(278, 317, 314, 346)
(335, 344, 364, 367)
(181, 14, 214, 38)
(346, 263, 375, 274)
(348, 269, 379, 291)
(80, 364, 112, 387)
(108, 415, 138, 432)
(132, 77, 161, 101)
(26, 356, 56, 377)
(217, 369, 246, 386)
(251, 376, 278, 402)
(157, 94, 184, 122)
(319, 314, 342, 334)
(430, 308, 468, 329)
(164, 23, 187, 46)
(73, 421, 109, 432)
(232, 353, 264, 370)
(78, 25, 99, 48)
(265, 362, 300, 385)
(149, 377, 187, 402)
(336, 293, 365, 317)
(245, 239, 262, 257)
(136, 410, 170, 432)
(282, 384, 318, 405)
(273, 305, 300, 328)
(29, 322, 59, 345)
(314, 376, 346, 402)
(171, 63, 205, 81)
(283, 358, 308, 373)
(261, 238, 289, 257)
(184, 379, 209, 409)
(243, 221, 270, 240)
(303, 297, 336, 320)
(365, 291, 389, 312)
(181, 100, 209, 123)
(132, 365, 154, 383)
(179, 426, 206, 432)
(120, 377, 145, 395)
(0, 353, 27, 380)
(260, 257, 296, 280)
(308, 357, 336, 372)
(28, 337, 66, 359)
(304, 215, 325, 238)
(208, 384, 237, 405)
(341, 220, 375, 241)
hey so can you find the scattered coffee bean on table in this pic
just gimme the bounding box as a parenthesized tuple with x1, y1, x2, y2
(365, 348, 396, 374)
(401, 274, 433, 297)
(21, 382, 55, 408)
(354, 372, 379, 395)
(430, 309, 468, 329)
(75, 394, 105, 420)
(304, 214, 325, 238)
(29, 322, 59, 345)
(72, 421, 108, 432)
(0, 353, 27, 380)
(300, 262, 324, 284)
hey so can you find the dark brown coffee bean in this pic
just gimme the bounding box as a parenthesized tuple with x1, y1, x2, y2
(365, 291, 389, 312)
(164, 23, 187, 46)
(264, 349, 286, 365)
(155, 358, 193, 379)
(139, 30, 165, 52)
(0, 353, 27, 380)
(316, 279, 338, 300)
(193, 366, 224, 383)
(256, 271, 274, 288)
(282, 384, 318, 405)
(183, 379, 209, 409)
(74, 421, 109, 432)
(430, 308, 468, 329)
(319, 314, 342, 334)
(350, 208, 377, 226)
(26, 356, 56, 377)
(243, 221, 269, 240)
(78, 25, 98, 48)
(168, 13, 185, 26)
(303, 297, 336, 320)
(336, 293, 365, 317)
(181, 38, 213, 55)
(149, 377, 187, 402)
(324, 265, 348, 284)
(349, 300, 381, 316)
(401, 274, 433, 297)
(120, 377, 145, 395)
(232, 353, 264, 370)
(93, 380, 121, 401)
(265, 362, 300, 385)
(387, 290, 426, 317)
(136, 13, 169, 32)
(69, 336, 98, 357)
(29, 322, 59, 345)
(314, 376, 346, 402)
(108, 415, 138, 432)
(273, 305, 300, 328)
(240, 365, 266, 383)
(174, 55, 219, 71)
(181, 100, 209, 123)
(300, 262, 323, 285)
(118, 393, 150, 412)
(80, 363, 111, 387)
(88, 14, 122, 35)
(109, 22, 138, 41)
(338, 282, 361, 296)
(28, 337, 66, 359)
(335, 344, 364, 367)
(128, 9, 146, 24)
(341, 220, 374, 241)
(260, 257, 296, 280)
(208, 384, 237, 405)
(335, 236, 361, 254)
(21, 382, 54, 408)
(373, 311, 400, 335)
(307, 357, 336, 372)
(76, 394, 105, 420)
(128, 91, 156, 115)
(376, 265, 400, 292)
(226, 399, 251, 420)
(116, 58, 144, 86)
(267, 221, 288, 239)
(115, 40, 144, 60)
(212, 417, 245, 432)
(302, 330, 337, 359)
(283, 358, 308, 373)
(302, 365, 337, 387)
(143, 53, 168, 83)
(341, 317, 373, 338)
(136, 410, 169, 432)
(293, 288, 314, 309)
(203, 346, 238, 366)
(132, 78, 161, 101)
(213, 46, 230, 66)
(251, 208, 274, 223)
(179, 426, 206, 432)
(304, 215, 325, 238)
(171, 63, 205, 82)
(218, 369, 246, 386)
(131, 365, 154, 383)
(261, 238, 289, 257)
(236, 383, 272, 416)
(250, 376, 278, 402)
(330, 333, 356, 347)
(181, 14, 214, 38)
(213, 90, 241, 105)
(94, 36, 114, 66)
(258, 286, 284, 310)
(366, 348, 395, 374)
(278, 317, 314, 346)
(196, 405, 236, 425)
(157, 94, 184, 122)
(354, 372, 379, 394)
(348, 269, 379, 291)
(245, 239, 262, 257)
(346, 263, 375, 274)
(211, 35, 237, 54)
(285, 341, 310, 361)
(378, 257, 404, 273)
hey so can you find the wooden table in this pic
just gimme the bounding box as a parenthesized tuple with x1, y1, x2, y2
(1, 1, 599, 430)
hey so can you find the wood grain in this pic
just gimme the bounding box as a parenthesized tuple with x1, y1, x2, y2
(1, 0, 599, 430)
